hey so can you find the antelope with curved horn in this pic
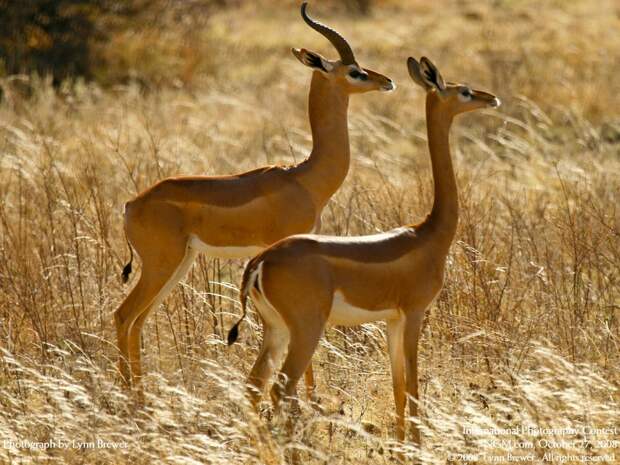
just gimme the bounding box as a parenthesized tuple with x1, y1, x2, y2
(114, 2, 394, 390)
(228, 56, 500, 446)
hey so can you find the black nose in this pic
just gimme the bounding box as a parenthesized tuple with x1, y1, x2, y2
(381, 79, 396, 91)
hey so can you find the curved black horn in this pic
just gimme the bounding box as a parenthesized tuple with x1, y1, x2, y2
(300, 2, 356, 65)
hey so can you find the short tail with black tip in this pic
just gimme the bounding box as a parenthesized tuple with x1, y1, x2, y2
(121, 237, 133, 284)
(120, 202, 134, 283)
(227, 255, 264, 345)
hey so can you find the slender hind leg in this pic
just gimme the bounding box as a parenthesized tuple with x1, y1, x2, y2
(270, 318, 325, 465)
(270, 319, 325, 412)
(127, 247, 199, 387)
(114, 272, 173, 385)
(113, 238, 192, 387)
(303, 364, 315, 401)
(246, 297, 289, 408)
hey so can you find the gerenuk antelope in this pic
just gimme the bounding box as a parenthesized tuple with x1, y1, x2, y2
(228, 56, 500, 447)
(114, 2, 394, 392)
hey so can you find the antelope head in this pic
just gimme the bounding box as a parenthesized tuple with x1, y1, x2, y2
(293, 2, 395, 94)
(407, 56, 500, 115)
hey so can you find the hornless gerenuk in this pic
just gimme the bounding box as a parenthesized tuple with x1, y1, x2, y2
(114, 2, 394, 391)
(229, 55, 500, 447)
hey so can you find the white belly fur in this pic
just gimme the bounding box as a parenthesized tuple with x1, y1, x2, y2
(328, 291, 398, 326)
(189, 234, 263, 259)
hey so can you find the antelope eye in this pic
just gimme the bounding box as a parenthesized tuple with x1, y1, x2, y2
(461, 88, 472, 97)
(349, 70, 368, 81)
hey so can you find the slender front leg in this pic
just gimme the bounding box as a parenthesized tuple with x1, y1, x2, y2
(387, 316, 406, 441)
(301, 217, 322, 404)
(403, 310, 425, 445)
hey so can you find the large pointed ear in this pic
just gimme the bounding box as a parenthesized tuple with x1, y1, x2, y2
(407, 56, 446, 92)
(419, 56, 446, 92)
(407, 57, 431, 90)
(292, 48, 333, 73)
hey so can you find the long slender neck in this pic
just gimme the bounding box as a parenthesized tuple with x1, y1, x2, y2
(424, 93, 458, 245)
(295, 72, 350, 208)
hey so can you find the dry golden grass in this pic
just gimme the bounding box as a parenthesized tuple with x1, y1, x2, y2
(0, 1, 619, 464)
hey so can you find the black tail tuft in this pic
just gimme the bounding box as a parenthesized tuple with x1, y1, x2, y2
(121, 262, 132, 284)
(227, 322, 240, 346)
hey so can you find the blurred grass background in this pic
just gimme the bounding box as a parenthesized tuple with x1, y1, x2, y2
(0, 1, 619, 464)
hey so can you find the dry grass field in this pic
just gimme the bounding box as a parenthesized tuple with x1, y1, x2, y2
(1, 1, 619, 464)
